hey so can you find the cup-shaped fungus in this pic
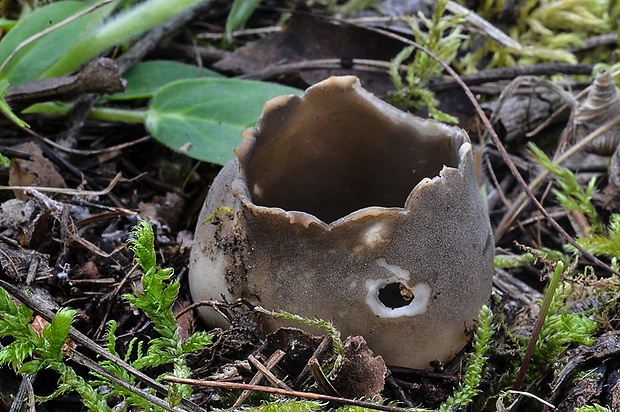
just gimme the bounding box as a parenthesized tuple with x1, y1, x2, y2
(189, 76, 494, 369)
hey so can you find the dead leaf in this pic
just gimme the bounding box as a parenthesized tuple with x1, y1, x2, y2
(258, 327, 324, 381)
(73, 261, 101, 280)
(9, 142, 66, 200)
(0, 198, 35, 229)
(214, 12, 405, 96)
(31, 315, 47, 337)
(138, 192, 185, 230)
(174, 298, 194, 341)
(331, 335, 387, 399)
(0, 241, 51, 282)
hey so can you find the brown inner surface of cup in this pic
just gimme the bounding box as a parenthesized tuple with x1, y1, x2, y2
(243, 87, 462, 224)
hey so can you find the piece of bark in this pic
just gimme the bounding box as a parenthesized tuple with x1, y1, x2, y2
(257, 328, 325, 382)
(0, 241, 51, 282)
(477, 91, 567, 142)
(5, 58, 125, 106)
(555, 364, 606, 412)
(331, 336, 387, 399)
(214, 12, 405, 95)
(548, 331, 620, 407)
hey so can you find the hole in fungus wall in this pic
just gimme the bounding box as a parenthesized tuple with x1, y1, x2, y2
(377, 282, 414, 309)
(365, 278, 431, 318)
(365, 258, 432, 318)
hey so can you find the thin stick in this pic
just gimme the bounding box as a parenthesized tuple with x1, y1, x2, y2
(163, 376, 412, 412)
(0, 172, 122, 196)
(248, 354, 292, 390)
(445, 1, 522, 50)
(238, 58, 393, 80)
(40, 135, 151, 155)
(293, 335, 333, 387)
(69, 351, 185, 412)
(0, 278, 205, 412)
(513, 262, 564, 390)
(507, 390, 556, 409)
(233, 351, 288, 407)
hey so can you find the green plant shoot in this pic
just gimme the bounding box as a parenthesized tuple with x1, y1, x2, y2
(0, 287, 111, 411)
(437, 304, 493, 412)
(575, 213, 620, 259)
(225, 0, 261, 43)
(126, 220, 212, 405)
(389, 0, 465, 123)
(529, 142, 602, 233)
(42, 0, 202, 78)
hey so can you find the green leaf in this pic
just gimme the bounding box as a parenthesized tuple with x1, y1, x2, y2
(225, 0, 261, 43)
(0, 339, 36, 370)
(182, 331, 212, 352)
(242, 400, 325, 412)
(104, 320, 120, 356)
(0, 79, 28, 128)
(575, 405, 613, 412)
(145, 78, 302, 165)
(0, 1, 116, 85)
(0, 18, 16, 31)
(106, 60, 223, 101)
(42, 0, 201, 78)
(0, 286, 19, 320)
(161, 278, 180, 308)
(43, 308, 76, 358)
(18, 358, 45, 375)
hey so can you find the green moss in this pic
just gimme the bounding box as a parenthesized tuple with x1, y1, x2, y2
(461, 0, 615, 70)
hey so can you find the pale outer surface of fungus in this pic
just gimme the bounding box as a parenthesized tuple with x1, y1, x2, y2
(189, 76, 494, 369)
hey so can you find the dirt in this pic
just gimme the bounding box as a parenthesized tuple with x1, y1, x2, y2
(0, 1, 619, 411)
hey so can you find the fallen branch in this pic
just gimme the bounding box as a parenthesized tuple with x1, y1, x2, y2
(163, 376, 414, 412)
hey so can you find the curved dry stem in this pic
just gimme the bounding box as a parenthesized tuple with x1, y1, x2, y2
(495, 115, 620, 239)
(371, 27, 620, 277)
